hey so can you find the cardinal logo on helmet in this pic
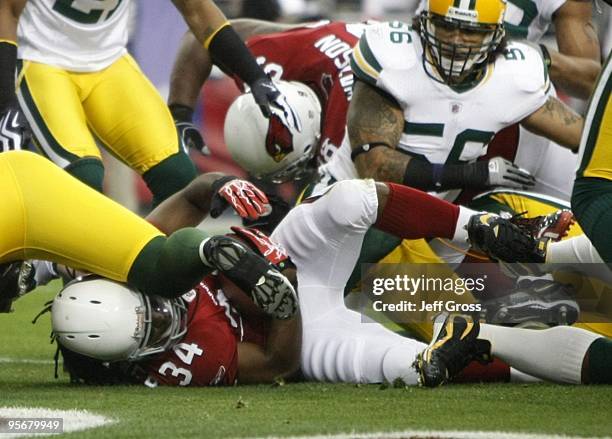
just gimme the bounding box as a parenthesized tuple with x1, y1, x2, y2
(265, 114, 294, 162)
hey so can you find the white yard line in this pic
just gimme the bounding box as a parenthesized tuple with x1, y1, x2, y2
(253, 430, 610, 439)
(0, 357, 57, 365)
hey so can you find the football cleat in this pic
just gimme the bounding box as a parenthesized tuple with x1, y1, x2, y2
(467, 213, 548, 263)
(481, 278, 579, 328)
(413, 313, 492, 387)
(510, 209, 575, 242)
(0, 260, 37, 313)
(200, 235, 297, 319)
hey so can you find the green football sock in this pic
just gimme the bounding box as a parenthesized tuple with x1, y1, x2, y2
(143, 152, 197, 208)
(585, 337, 612, 384)
(572, 179, 612, 262)
(128, 228, 211, 298)
(65, 157, 105, 193)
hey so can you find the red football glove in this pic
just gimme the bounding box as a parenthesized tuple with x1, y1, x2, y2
(210, 176, 270, 220)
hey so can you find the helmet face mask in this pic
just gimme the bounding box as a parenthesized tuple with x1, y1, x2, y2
(52, 278, 188, 362)
(419, 0, 506, 87)
(138, 293, 188, 359)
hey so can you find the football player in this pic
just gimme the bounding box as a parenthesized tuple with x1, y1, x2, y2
(0, 150, 296, 317)
(0, 0, 293, 207)
(206, 19, 585, 340)
(344, 1, 582, 200)
(53, 176, 612, 386)
(572, 0, 612, 262)
(416, 0, 601, 99)
(467, 0, 602, 207)
(171, 18, 534, 192)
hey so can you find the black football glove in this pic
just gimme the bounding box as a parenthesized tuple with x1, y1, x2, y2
(169, 104, 209, 156)
(0, 103, 31, 152)
(250, 77, 301, 134)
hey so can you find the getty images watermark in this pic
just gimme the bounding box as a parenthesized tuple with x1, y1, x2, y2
(370, 273, 486, 313)
(356, 262, 612, 325)
(0, 418, 63, 434)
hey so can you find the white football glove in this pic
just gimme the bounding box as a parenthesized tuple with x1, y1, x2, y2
(487, 157, 536, 189)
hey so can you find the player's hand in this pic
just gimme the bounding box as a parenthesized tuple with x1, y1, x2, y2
(250, 77, 302, 133)
(0, 103, 31, 152)
(169, 104, 210, 155)
(210, 176, 270, 220)
(487, 157, 535, 189)
(177, 120, 209, 155)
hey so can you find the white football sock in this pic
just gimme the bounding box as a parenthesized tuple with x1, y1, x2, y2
(301, 305, 425, 384)
(547, 234, 603, 263)
(510, 368, 541, 383)
(453, 206, 479, 244)
(479, 323, 601, 384)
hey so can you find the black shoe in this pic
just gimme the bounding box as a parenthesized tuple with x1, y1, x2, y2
(0, 260, 37, 313)
(467, 213, 548, 263)
(413, 313, 492, 387)
(481, 278, 579, 327)
(510, 209, 575, 241)
(200, 236, 297, 319)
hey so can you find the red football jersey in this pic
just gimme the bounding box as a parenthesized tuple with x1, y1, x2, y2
(144, 276, 249, 387)
(237, 21, 366, 164)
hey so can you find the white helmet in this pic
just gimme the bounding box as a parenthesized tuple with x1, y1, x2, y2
(224, 80, 322, 183)
(51, 277, 187, 361)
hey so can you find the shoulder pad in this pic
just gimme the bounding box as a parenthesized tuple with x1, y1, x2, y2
(497, 41, 551, 94)
(351, 21, 418, 86)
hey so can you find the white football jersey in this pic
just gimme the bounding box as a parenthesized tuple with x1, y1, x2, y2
(18, 0, 130, 71)
(416, 0, 566, 42)
(504, 0, 566, 41)
(321, 22, 551, 201)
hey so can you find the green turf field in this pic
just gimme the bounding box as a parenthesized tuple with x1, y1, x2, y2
(1, 283, 611, 438)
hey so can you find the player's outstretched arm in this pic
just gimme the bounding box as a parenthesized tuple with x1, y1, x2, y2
(544, 0, 601, 99)
(170, 1, 291, 120)
(520, 96, 584, 152)
(168, 19, 301, 111)
(147, 172, 269, 234)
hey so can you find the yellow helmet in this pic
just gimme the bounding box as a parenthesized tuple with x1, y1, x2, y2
(418, 0, 507, 86)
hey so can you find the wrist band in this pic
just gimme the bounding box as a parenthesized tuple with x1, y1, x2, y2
(350, 142, 392, 161)
(168, 103, 194, 123)
(539, 44, 552, 69)
(208, 25, 266, 86)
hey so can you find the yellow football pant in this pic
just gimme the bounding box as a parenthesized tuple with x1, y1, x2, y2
(16, 55, 180, 173)
(0, 151, 163, 281)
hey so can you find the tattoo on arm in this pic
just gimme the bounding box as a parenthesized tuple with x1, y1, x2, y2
(523, 96, 584, 150)
(541, 96, 581, 126)
(347, 81, 407, 180)
(348, 81, 403, 148)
